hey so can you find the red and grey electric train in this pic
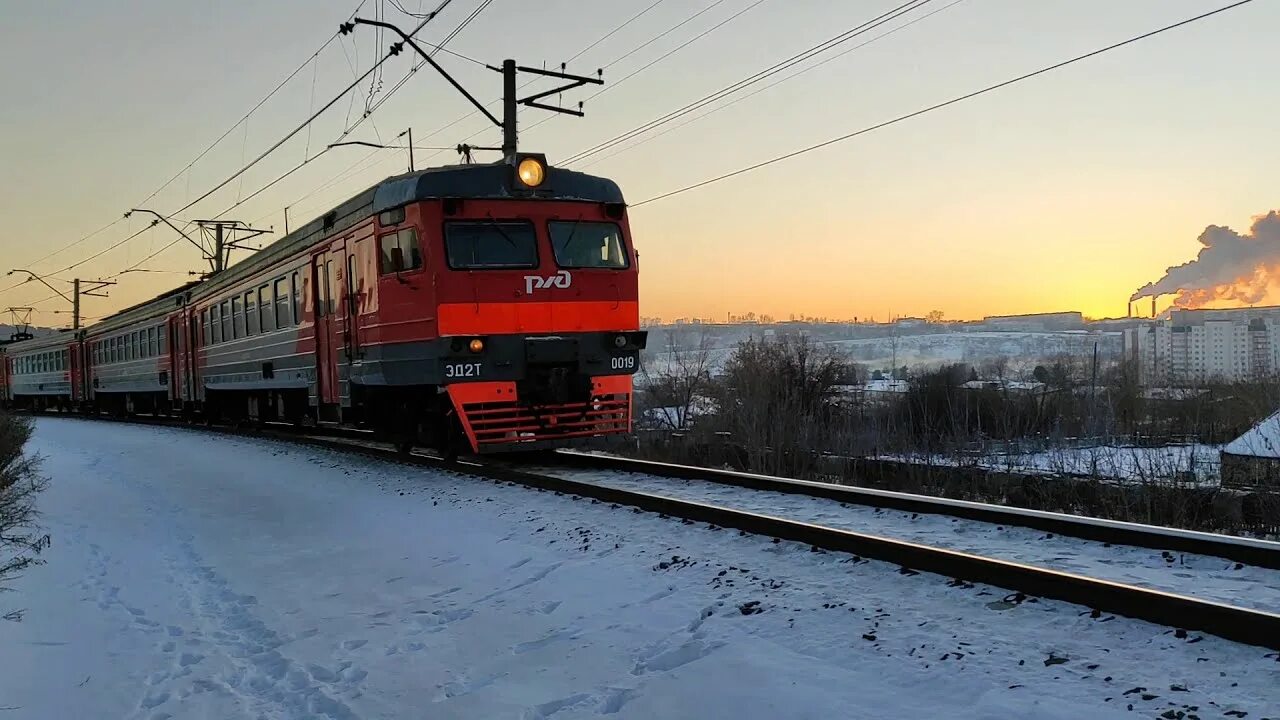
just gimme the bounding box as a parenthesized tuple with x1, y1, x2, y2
(0, 154, 647, 453)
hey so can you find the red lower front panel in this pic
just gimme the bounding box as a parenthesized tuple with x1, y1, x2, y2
(447, 375, 633, 452)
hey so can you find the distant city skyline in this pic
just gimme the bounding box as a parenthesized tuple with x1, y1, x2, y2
(2, 0, 1276, 327)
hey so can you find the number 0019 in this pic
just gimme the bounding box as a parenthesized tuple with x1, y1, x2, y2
(610, 356, 636, 370)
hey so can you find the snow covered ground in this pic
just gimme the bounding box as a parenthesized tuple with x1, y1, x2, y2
(884, 443, 1224, 486)
(533, 465, 1280, 613)
(2, 418, 1277, 719)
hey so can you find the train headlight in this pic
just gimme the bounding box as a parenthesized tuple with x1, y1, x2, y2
(614, 334, 628, 348)
(517, 157, 546, 188)
(469, 338, 485, 353)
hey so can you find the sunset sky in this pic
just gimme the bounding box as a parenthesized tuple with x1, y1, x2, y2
(0, 0, 1274, 326)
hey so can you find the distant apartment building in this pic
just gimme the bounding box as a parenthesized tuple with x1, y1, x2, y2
(1124, 306, 1280, 385)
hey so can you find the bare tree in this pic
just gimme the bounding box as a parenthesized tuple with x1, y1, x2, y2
(712, 333, 849, 476)
(1, 411, 48, 621)
(638, 328, 716, 431)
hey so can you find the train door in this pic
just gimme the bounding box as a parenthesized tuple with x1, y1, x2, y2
(68, 344, 81, 404)
(169, 315, 184, 405)
(186, 310, 201, 405)
(312, 250, 341, 413)
(341, 235, 364, 363)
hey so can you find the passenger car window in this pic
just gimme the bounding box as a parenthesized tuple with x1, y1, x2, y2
(548, 221, 629, 269)
(274, 277, 290, 328)
(444, 221, 537, 269)
(258, 286, 272, 333)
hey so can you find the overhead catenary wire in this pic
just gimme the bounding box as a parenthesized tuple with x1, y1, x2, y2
(339, 0, 495, 142)
(579, 0, 967, 170)
(562, 0, 935, 166)
(632, 0, 1257, 207)
(171, 0, 457, 218)
(417, 0, 763, 164)
(139, 0, 372, 210)
(516, 0, 768, 143)
(209, 0, 491, 225)
(566, 0, 668, 64)
(0, 0, 375, 299)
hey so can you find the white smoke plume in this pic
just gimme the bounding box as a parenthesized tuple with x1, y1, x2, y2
(1131, 210, 1280, 308)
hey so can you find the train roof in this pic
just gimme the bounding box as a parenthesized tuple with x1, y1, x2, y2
(2, 329, 78, 353)
(90, 281, 202, 336)
(372, 161, 624, 213)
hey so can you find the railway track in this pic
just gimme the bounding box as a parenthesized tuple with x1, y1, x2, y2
(22, 411, 1280, 652)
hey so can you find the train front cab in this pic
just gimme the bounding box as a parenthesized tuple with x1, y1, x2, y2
(353, 155, 647, 452)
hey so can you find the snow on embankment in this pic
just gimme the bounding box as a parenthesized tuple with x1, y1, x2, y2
(0, 418, 1274, 719)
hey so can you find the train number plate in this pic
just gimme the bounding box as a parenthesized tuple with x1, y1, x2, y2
(610, 355, 636, 371)
(444, 362, 483, 379)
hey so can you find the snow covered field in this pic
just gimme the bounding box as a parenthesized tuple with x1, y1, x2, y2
(2, 418, 1277, 719)
(535, 466, 1280, 613)
(885, 443, 1224, 486)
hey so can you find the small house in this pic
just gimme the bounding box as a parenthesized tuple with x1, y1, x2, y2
(1220, 410, 1280, 490)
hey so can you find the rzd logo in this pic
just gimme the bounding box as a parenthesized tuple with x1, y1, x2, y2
(524, 270, 572, 294)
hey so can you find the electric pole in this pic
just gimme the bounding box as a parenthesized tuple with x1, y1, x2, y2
(73, 278, 115, 330)
(5, 270, 114, 330)
(340, 18, 602, 161)
(193, 220, 272, 275)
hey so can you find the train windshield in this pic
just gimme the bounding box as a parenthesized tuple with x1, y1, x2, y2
(445, 221, 538, 269)
(549, 221, 629, 269)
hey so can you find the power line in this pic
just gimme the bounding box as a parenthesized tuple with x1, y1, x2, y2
(518, 0, 767, 143)
(567, 0, 668, 64)
(137, 30, 343, 210)
(418, 0, 761, 164)
(579, 0, 966, 170)
(599, 0, 731, 71)
(348, 0, 494, 128)
(632, 0, 1257, 208)
(209, 0, 490, 225)
(563, 0, 934, 166)
(172, 0, 457, 218)
(0, 1, 374, 295)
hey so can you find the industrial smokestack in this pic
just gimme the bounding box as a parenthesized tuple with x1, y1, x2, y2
(1151, 296, 1156, 318)
(1130, 210, 1280, 309)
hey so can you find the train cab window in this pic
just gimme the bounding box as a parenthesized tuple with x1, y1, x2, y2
(274, 277, 290, 327)
(232, 297, 244, 339)
(159, 325, 166, 354)
(60, 349, 68, 370)
(211, 305, 222, 344)
(220, 300, 232, 342)
(201, 310, 210, 346)
(379, 229, 422, 274)
(549, 221, 629, 269)
(444, 221, 537, 269)
(245, 292, 258, 336)
(148, 327, 158, 357)
(258, 286, 273, 333)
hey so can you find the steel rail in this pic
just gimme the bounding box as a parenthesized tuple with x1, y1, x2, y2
(547, 451, 1280, 570)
